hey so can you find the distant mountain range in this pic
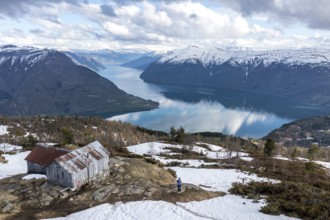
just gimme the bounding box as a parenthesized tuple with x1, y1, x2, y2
(64, 49, 162, 71)
(64, 49, 146, 66)
(140, 45, 330, 107)
(63, 51, 106, 71)
(121, 52, 162, 70)
(0, 45, 158, 116)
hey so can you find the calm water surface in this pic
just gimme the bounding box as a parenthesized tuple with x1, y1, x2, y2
(98, 65, 329, 138)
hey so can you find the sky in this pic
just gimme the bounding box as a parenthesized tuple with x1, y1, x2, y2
(0, 0, 330, 51)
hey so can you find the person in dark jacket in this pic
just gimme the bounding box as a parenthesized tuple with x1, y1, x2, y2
(177, 177, 182, 192)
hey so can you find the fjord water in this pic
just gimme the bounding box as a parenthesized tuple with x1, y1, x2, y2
(99, 65, 329, 138)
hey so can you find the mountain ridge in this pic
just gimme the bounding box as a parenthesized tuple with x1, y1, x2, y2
(0, 45, 158, 116)
(140, 45, 330, 107)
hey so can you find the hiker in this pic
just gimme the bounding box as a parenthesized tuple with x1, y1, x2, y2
(177, 177, 182, 192)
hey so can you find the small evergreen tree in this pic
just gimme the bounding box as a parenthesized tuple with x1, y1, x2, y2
(169, 126, 186, 143)
(60, 127, 74, 144)
(176, 126, 185, 143)
(291, 147, 299, 160)
(264, 138, 276, 157)
(24, 134, 38, 148)
(169, 126, 176, 141)
(307, 144, 319, 160)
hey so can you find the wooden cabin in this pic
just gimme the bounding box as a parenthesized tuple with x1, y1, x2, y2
(25, 146, 69, 174)
(46, 141, 110, 188)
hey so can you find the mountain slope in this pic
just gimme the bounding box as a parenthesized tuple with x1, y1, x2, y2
(121, 52, 162, 70)
(63, 51, 105, 71)
(0, 45, 158, 116)
(264, 115, 330, 147)
(140, 46, 330, 106)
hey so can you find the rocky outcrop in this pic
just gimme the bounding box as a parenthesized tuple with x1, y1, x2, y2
(0, 157, 221, 219)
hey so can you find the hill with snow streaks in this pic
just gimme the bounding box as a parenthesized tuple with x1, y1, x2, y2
(140, 46, 330, 107)
(0, 45, 158, 116)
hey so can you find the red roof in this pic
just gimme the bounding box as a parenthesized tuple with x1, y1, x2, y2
(25, 146, 69, 166)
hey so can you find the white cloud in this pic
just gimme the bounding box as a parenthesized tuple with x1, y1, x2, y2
(142, 2, 172, 28)
(115, 5, 140, 17)
(0, 0, 329, 50)
(103, 21, 132, 39)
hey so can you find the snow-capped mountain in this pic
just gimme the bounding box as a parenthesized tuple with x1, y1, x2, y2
(0, 45, 55, 68)
(0, 45, 158, 116)
(157, 45, 330, 67)
(140, 45, 330, 107)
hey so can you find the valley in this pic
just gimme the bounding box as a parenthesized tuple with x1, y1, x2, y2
(1, 116, 330, 219)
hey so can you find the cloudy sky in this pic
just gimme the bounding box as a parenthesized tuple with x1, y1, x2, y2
(0, 0, 330, 51)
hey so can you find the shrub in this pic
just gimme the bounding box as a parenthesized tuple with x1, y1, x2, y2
(166, 161, 184, 167)
(261, 203, 280, 215)
(144, 157, 163, 167)
(167, 168, 177, 178)
(144, 157, 158, 164)
(230, 181, 330, 219)
(200, 163, 221, 169)
(305, 161, 319, 171)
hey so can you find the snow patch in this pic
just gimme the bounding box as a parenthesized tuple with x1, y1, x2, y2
(127, 141, 248, 161)
(0, 143, 23, 153)
(172, 167, 277, 192)
(275, 155, 330, 170)
(0, 151, 30, 179)
(22, 174, 47, 180)
(0, 125, 9, 135)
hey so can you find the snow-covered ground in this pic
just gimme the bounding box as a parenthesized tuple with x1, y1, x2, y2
(48, 166, 295, 220)
(127, 141, 249, 168)
(0, 151, 30, 179)
(275, 155, 330, 170)
(172, 167, 277, 192)
(22, 174, 47, 180)
(0, 125, 9, 135)
(0, 142, 301, 219)
(49, 196, 298, 220)
(153, 156, 219, 167)
(0, 143, 23, 152)
(47, 142, 298, 220)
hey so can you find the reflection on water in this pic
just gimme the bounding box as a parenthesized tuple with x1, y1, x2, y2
(111, 99, 288, 138)
(98, 65, 327, 138)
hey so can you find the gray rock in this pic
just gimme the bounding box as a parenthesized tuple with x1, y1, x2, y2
(49, 190, 59, 198)
(144, 191, 152, 197)
(2, 201, 13, 213)
(117, 167, 126, 173)
(40, 192, 53, 206)
(92, 185, 116, 202)
(40, 182, 52, 192)
(124, 174, 131, 179)
(0, 184, 14, 191)
(7, 189, 15, 193)
(123, 185, 145, 196)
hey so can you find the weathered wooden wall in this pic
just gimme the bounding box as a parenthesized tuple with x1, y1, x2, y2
(27, 161, 46, 174)
(46, 162, 73, 188)
(47, 157, 109, 188)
